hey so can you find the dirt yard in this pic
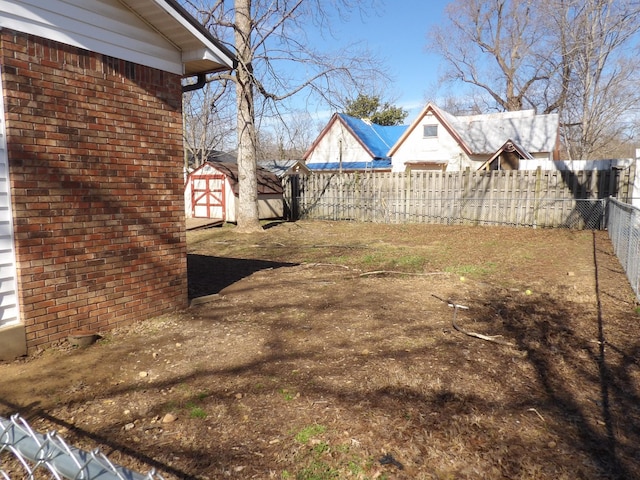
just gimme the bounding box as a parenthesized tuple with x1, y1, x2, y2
(1, 221, 640, 480)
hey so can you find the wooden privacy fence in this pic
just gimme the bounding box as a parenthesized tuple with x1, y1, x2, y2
(283, 168, 634, 229)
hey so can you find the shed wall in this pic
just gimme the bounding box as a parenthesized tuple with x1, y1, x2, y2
(1, 30, 188, 352)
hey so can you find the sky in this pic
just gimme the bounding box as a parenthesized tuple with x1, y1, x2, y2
(298, 0, 454, 122)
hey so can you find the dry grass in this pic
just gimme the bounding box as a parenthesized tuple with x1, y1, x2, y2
(1, 221, 639, 480)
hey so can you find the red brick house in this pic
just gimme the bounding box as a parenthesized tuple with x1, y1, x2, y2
(0, 0, 235, 359)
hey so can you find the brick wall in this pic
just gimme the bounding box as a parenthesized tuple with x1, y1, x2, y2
(0, 30, 188, 352)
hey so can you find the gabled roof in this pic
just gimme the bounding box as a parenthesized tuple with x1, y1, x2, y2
(189, 149, 238, 165)
(455, 109, 558, 154)
(478, 139, 533, 170)
(304, 113, 407, 162)
(389, 103, 558, 156)
(338, 114, 407, 159)
(389, 103, 470, 156)
(194, 162, 283, 195)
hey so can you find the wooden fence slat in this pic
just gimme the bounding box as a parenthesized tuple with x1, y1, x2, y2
(286, 168, 633, 229)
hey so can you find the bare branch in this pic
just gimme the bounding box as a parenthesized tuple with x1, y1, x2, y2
(181, 0, 387, 230)
(427, 0, 640, 159)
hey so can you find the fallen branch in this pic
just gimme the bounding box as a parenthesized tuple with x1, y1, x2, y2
(359, 270, 448, 277)
(310, 244, 368, 249)
(452, 313, 515, 347)
(305, 262, 352, 270)
(432, 295, 516, 348)
(527, 408, 545, 422)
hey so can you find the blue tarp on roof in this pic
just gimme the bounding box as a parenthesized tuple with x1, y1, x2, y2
(338, 113, 406, 160)
(307, 159, 392, 171)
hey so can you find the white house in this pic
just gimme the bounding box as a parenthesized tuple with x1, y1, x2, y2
(389, 104, 560, 172)
(304, 113, 406, 172)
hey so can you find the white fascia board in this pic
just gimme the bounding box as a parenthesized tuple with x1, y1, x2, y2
(0, 0, 184, 74)
(140, 0, 235, 71)
(182, 47, 224, 64)
(0, 18, 183, 74)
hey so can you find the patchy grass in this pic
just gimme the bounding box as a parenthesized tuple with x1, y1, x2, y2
(1, 221, 638, 480)
(295, 424, 326, 444)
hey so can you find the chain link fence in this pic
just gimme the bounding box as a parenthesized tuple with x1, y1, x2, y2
(607, 197, 640, 302)
(0, 414, 164, 480)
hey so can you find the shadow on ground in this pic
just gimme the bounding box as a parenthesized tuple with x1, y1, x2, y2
(2, 227, 639, 479)
(187, 254, 297, 298)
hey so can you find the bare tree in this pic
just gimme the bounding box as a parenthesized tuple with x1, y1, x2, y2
(557, 0, 640, 159)
(183, 0, 386, 231)
(428, 0, 640, 159)
(183, 80, 236, 170)
(257, 110, 318, 161)
(428, 0, 554, 112)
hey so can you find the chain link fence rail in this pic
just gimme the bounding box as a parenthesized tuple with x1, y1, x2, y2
(607, 197, 640, 302)
(0, 414, 164, 480)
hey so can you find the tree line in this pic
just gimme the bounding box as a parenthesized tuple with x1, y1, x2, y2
(429, 0, 640, 160)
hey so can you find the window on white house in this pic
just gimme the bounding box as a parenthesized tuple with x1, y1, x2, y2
(423, 125, 438, 138)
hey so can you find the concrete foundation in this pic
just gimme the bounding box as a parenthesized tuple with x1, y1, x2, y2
(0, 324, 27, 361)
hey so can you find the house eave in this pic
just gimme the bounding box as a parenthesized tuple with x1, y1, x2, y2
(120, 0, 236, 75)
(388, 103, 473, 156)
(0, 0, 235, 76)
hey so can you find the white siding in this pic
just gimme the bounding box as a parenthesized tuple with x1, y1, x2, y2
(306, 121, 371, 166)
(0, 71, 20, 329)
(391, 117, 468, 172)
(519, 158, 632, 171)
(0, 0, 184, 74)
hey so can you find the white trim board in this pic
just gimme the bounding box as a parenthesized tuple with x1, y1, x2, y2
(1, 0, 185, 74)
(0, 69, 20, 330)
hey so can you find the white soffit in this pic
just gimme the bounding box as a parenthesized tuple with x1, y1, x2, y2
(0, 0, 233, 75)
(121, 0, 235, 74)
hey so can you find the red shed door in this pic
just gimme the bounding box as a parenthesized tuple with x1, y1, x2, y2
(191, 174, 226, 219)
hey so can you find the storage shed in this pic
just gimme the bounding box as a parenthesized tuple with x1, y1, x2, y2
(185, 162, 284, 223)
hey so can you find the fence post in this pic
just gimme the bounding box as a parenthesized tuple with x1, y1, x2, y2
(404, 172, 411, 222)
(533, 167, 542, 228)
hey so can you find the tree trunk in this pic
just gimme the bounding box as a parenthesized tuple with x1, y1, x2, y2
(234, 0, 262, 232)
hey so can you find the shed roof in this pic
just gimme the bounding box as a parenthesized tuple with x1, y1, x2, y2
(258, 160, 311, 177)
(197, 162, 283, 195)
